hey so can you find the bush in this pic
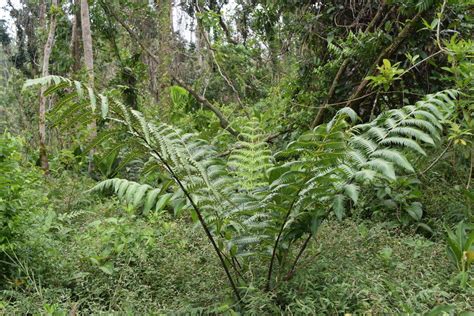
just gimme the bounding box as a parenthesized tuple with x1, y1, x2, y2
(0, 133, 43, 282)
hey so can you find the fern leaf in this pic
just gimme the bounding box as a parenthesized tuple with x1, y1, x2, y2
(332, 194, 346, 220)
(380, 137, 426, 155)
(389, 127, 434, 144)
(350, 136, 378, 154)
(133, 184, 151, 207)
(99, 94, 109, 119)
(88, 87, 97, 113)
(371, 149, 414, 172)
(155, 193, 172, 212)
(143, 188, 161, 214)
(343, 183, 359, 204)
(364, 159, 396, 180)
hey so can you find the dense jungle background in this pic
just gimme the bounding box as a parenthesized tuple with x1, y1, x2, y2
(0, 0, 473, 314)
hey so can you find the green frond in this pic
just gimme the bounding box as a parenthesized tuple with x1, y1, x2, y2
(370, 149, 414, 172)
(332, 194, 346, 220)
(74, 80, 84, 99)
(347, 150, 368, 166)
(335, 107, 359, 124)
(44, 81, 70, 96)
(380, 137, 426, 155)
(48, 92, 78, 116)
(401, 119, 439, 138)
(366, 126, 387, 141)
(88, 87, 97, 113)
(343, 183, 359, 204)
(354, 169, 377, 182)
(389, 127, 434, 145)
(412, 110, 442, 130)
(131, 110, 151, 143)
(364, 158, 396, 180)
(350, 136, 378, 154)
(22, 75, 72, 90)
(228, 119, 273, 190)
(81, 130, 122, 156)
(99, 94, 109, 119)
(90, 178, 171, 213)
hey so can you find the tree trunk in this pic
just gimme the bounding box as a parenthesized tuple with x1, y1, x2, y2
(38, 0, 59, 174)
(346, 11, 423, 108)
(71, 0, 82, 73)
(310, 58, 350, 129)
(80, 0, 97, 174)
(39, 0, 46, 29)
(309, 2, 388, 128)
(156, 0, 173, 111)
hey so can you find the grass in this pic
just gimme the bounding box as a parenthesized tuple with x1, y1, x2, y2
(0, 173, 472, 314)
(282, 220, 473, 314)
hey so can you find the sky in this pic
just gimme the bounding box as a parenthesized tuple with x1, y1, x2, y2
(0, 0, 194, 40)
(0, 0, 237, 42)
(0, 0, 20, 36)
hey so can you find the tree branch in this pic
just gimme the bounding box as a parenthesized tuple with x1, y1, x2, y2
(194, 3, 248, 117)
(346, 11, 423, 108)
(105, 2, 239, 137)
(310, 2, 388, 128)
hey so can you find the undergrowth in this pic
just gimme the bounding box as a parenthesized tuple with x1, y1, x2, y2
(1, 173, 472, 314)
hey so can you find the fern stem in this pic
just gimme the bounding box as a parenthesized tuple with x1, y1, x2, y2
(117, 114, 243, 302)
(467, 148, 473, 190)
(140, 137, 242, 302)
(285, 233, 313, 281)
(219, 243, 247, 282)
(419, 140, 452, 175)
(266, 191, 301, 291)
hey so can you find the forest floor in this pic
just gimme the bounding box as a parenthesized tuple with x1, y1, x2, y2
(1, 172, 472, 314)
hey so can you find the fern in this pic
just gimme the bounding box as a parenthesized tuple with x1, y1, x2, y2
(24, 75, 459, 299)
(90, 178, 167, 213)
(228, 119, 273, 191)
(347, 90, 458, 181)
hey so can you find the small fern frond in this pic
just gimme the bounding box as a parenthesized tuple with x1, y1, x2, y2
(89, 178, 171, 213)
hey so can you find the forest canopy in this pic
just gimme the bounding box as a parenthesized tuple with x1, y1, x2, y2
(0, 0, 473, 314)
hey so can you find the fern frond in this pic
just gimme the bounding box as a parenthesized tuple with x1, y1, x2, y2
(370, 149, 414, 172)
(89, 178, 171, 213)
(364, 159, 396, 180)
(379, 137, 426, 155)
(389, 127, 434, 144)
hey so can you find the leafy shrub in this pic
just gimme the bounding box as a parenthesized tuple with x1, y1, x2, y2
(0, 133, 43, 281)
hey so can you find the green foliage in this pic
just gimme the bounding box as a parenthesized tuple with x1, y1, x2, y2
(23, 75, 462, 303)
(0, 133, 42, 251)
(2, 0, 474, 312)
(90, 178, 173, 214)
(368, 177, 426, 224)
(169, 85, 189, 109)
(228, 119, 273, 190)
(366, 59, 405, 91)
(445, 221, 474, 282)
(442, 35, 474, 155)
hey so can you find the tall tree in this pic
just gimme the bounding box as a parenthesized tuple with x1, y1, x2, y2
(80, 0, 97, 173)
(38, 0, 59, 174)
(71, 0, 82, 73)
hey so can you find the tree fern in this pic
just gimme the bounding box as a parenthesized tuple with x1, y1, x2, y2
(24, 75, 459, 299)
